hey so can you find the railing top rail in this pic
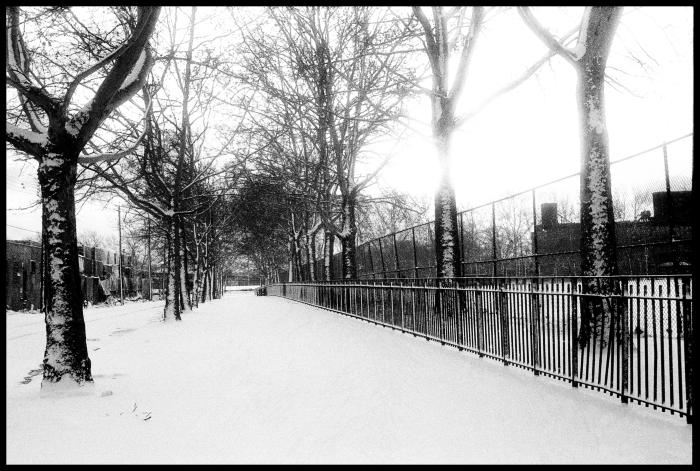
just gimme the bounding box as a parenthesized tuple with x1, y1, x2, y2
(278, 274, 693, 282)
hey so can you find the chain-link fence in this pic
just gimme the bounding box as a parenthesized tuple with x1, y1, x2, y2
(285, 133, 692, 281)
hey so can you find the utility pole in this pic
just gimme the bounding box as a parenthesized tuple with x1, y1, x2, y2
(147, 217, 152, 301)
(118, 205, 123, 304)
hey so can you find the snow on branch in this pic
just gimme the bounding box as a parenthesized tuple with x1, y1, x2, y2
(75, 7, 160, 145)
(62, 43, 131, 115)
(6, 121, 48, 157)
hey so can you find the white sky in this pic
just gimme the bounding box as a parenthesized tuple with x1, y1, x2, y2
(5, 6, 693, 247)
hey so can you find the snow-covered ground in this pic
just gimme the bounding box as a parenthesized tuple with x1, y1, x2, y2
(225, 285, 260, 291)
(6, 293, 692, 464)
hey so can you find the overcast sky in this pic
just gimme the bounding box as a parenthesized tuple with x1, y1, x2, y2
(6, 6, 693, 248)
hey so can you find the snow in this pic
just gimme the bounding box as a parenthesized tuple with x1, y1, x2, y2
(119, 50, 147, 91)
(225, 285, 260, 291)
(572, 7, 592, 60)
(586, 148, 612, 274)
(587, 102, 605, 134)
(64, 122, 80, 137)
(6, 293, 691, 464)
(6, 122, 48, 147)
(41, 154, 66, 168)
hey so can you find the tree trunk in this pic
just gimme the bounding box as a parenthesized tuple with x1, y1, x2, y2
(433, 122, 462, 280)
(341, 192, 358, 280)
(323, 229, 334, 281)
(200, 266, 208, 303)
(575, 7, 621, 347)
(294, 237, 304, 282)
(307, 231, 316, 282)
(38, 153, 92, 387)
(164, 218, 182, 321)
(192, 224, 200, 308)
(178, 217, 191, 312)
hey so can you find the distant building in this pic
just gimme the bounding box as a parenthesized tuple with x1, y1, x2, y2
(5, 240, 157, 311)
(6, 240, 42, 311)
(534, 191, 692, 276)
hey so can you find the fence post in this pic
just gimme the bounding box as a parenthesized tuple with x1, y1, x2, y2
(459, 213, 465, 275)
(681, 277, 693, 423)
(392, 233, 400, 278)
(491, 203, 498, 277)
(411, 227, 419, 279)
(378, 238, 387, 279)
(531, 190, 540, 277)
(571, 277, 579, 388)
(531, 277, 541, 375)
(620, 277, 629, 404)
(662, 143, 677, 264)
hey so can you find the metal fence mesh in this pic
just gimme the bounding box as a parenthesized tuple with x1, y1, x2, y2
(285, 134, 692, 281)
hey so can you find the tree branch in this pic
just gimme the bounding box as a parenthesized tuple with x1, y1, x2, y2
(449, 7, 483, 103)
(518, 7, 579, 66)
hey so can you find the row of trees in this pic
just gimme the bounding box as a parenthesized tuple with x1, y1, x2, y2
(6, 6, 628, 387)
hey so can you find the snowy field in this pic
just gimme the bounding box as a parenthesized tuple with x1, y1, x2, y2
(6, 293, 692, 464)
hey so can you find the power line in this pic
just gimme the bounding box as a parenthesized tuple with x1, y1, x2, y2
(6, 223, 40, 234)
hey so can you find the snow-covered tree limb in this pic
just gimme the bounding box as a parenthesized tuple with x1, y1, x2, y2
(62, 42, 131, 116)
(5, 121, 47, 158)
(75, 7, 160, 147)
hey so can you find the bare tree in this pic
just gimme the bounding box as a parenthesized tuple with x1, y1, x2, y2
(237, 7, 412, 281)
(411, 7, 484, 279)
(519, 6, 623, 345)
(78, 229, 105, 249)
(5, 6, 160, 387)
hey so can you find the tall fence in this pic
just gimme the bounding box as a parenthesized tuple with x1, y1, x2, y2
(226, 274, 264, 287)
(268, 275, 693, 422)
(285, 133, 692, 281)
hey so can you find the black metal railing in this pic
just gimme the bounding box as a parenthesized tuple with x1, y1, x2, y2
(268, 275, 693, 422)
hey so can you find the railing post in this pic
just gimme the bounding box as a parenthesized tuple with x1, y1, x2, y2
(681, 277, 693, 423)
(530, 277, 541, 375)
(620, 277, 629, 404)
(571, 277, 579, 388)
(282, 282, 286, 298)
(498, 279, 510, 365)
(476, 282, 484, 357)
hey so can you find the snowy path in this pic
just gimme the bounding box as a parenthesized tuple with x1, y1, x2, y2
(6, 293, 691, 464)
